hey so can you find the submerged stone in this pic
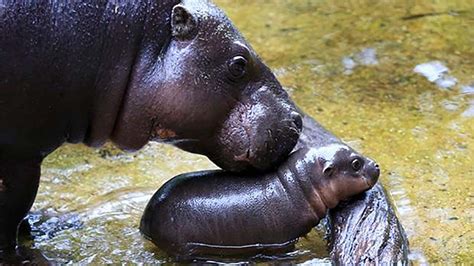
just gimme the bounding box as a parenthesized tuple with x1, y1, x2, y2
(342, 47, 379, 75)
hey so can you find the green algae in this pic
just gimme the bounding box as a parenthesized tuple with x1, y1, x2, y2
(30, 0, 473, 264)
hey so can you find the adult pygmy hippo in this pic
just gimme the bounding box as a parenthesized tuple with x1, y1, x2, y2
(140, 144, 380, 259)
(0, 0, 302, 257)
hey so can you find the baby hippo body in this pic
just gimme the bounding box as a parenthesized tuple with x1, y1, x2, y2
(140, 145, 380, 259)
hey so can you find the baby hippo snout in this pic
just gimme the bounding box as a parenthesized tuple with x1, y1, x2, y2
(291, 111, 303, 131)
(365, 159, 380, 186)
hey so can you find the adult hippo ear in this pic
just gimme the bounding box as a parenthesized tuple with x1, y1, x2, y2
(171, 4, 198, 40)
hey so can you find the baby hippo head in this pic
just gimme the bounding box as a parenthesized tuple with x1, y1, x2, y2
(304, 143, 380, 209)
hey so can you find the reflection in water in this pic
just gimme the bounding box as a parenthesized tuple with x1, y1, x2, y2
(342, 47, 379, 75)
(387, 171, 428, 264)
(461, 84, 474, 95)
(413, 61, 458, 89)
(462, 100, 474, 117)
(24, 0, 474, 264)
(460, 84, 474, 117)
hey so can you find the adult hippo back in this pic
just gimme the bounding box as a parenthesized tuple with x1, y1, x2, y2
(0, 0, 301, 256)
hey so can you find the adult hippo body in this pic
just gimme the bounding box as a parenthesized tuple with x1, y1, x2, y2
(0, 0, 302, 257)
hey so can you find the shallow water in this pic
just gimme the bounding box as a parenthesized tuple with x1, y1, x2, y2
(28, 0, 473, 264)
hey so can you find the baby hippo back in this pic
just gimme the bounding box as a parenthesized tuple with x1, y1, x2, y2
(140, 150, 317, 258)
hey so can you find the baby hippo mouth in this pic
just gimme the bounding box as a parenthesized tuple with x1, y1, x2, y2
(208, 101, 302, 172)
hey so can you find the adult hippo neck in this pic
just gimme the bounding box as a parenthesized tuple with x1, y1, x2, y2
(0, 0, 302, 172)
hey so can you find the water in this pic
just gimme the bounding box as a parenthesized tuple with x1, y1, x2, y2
(28, 0, 473, 264)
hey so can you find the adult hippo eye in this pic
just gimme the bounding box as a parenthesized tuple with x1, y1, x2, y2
(351, 158, 363, 171)
(228, 56, 248, 79)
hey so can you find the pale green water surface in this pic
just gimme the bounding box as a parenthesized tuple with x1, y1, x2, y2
(28, 0, 473, 264)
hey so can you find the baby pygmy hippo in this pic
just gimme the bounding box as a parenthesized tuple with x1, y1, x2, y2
(140, 144, 380, 259)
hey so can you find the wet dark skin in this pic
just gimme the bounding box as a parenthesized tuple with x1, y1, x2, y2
(140, 115, 380, 260)
(0, 0, 302, 260)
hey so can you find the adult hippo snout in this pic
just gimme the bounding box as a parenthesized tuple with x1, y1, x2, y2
(170, 76, 302, 172)
(207, 84, 302, 171)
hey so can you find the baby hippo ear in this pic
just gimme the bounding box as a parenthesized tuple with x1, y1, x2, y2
(323, 162, 334, 177)
(171, 4, 198, 40)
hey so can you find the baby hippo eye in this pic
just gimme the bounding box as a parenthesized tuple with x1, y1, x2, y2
(351, 158, 363, 171)
(228, 56, 247, 79)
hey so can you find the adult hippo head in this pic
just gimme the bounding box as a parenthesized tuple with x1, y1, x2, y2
(113, 0, 302, 171)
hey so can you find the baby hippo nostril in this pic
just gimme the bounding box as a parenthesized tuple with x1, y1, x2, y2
(374, 167, 380, 179)
(291, 112, 303, 131)
(368, 162, 380, 181)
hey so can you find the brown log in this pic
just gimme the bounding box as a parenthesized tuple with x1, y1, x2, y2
(328, 183, 409, 264)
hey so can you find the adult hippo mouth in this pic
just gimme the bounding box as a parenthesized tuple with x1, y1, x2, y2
(205, 86, 303, 172)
